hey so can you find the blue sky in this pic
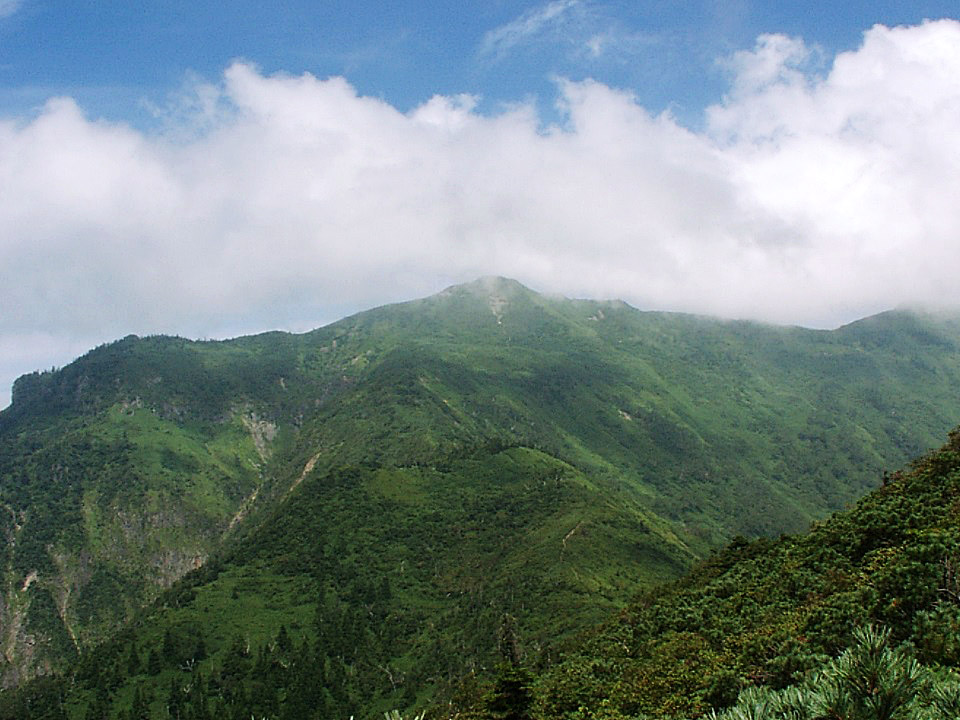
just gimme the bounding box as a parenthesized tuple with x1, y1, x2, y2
(1, 1, 960, 407)
(3, 1, 957, 127)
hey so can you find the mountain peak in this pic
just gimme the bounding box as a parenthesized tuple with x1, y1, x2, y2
(429, 277, 539, 325)
(446, 275, 532, 297)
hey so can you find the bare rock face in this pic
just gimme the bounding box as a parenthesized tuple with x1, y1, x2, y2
(0, 574, 45, 690)
(0, 511, 215, 687)
(150, 549, 206, 589)
(241, 412, 278, 461)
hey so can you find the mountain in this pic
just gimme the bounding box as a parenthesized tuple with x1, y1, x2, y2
(2, 278, 960, 713)
(514, 426, 960, 719)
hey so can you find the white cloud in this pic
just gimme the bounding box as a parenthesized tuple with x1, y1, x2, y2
(3, 20, 960, 406)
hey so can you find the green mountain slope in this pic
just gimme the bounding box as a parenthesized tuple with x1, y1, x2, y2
(516, 427, 960, 719)
(47, 445, 689, 719)
(2, 277, 960, 703)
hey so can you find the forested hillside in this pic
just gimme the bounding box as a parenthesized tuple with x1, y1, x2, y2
(2, 278, 960, 716)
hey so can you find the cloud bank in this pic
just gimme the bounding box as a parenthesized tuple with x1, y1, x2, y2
(2, 20, 960, 402)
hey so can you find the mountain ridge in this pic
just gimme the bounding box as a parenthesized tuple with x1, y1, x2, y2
(8, 278, 955, 422)
(3, 278, 960, 708)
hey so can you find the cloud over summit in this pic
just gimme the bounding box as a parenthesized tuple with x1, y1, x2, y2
(2, 19, 960, 401)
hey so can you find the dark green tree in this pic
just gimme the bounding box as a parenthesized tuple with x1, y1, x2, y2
(484, 664, 532, 720)
(126, 643, 141, 676)
(485, 614, 531, 720)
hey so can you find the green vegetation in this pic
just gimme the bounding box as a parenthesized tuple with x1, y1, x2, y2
(516, 428, 960, 719)
(13, 446, 684, 719)
(707, 625, 960, 720)
(3, 278, 960, 717)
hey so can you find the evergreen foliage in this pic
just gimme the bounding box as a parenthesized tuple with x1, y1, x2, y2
(707, 625, 959, 720)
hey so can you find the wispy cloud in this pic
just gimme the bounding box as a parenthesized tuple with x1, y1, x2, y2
(478, 1, 662, 70)
(578, 26, 662, 62)
(479, 0, 583, 60)
(0, 0, 21, 19)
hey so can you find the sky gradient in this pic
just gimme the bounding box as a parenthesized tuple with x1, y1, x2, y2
(1, 1, 960, 406)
